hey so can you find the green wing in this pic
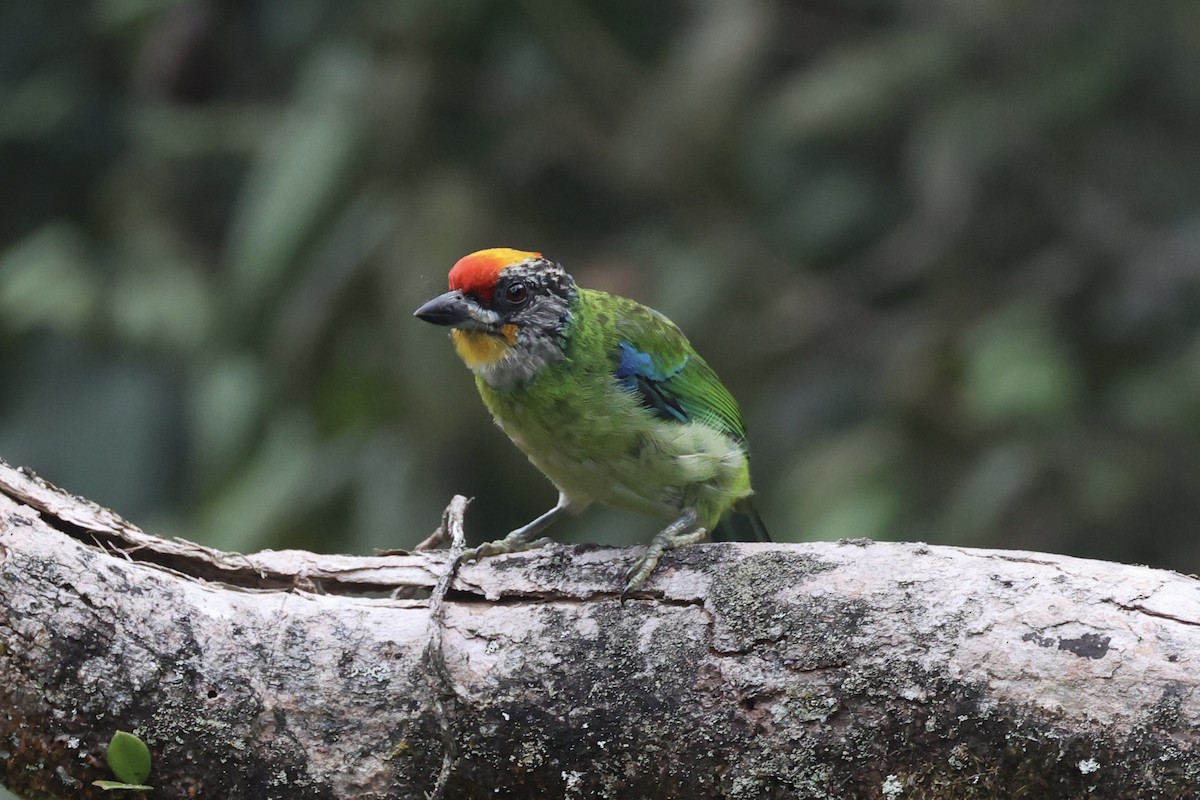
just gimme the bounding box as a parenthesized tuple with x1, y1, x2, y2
(610, 300, 747, 445)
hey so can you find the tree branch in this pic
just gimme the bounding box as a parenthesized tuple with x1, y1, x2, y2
(1, 457, 1198, 799)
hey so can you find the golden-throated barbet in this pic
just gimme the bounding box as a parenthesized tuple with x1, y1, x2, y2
(414, 248, 768, 592)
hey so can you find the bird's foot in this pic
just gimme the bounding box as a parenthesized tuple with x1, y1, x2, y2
(459, 493, 572, 565)
(460, 534, 555, 564)
(623, 513, 707, 595)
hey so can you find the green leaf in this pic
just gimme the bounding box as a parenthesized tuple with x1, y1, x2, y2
(93, 780, 154, 791)
(106, 730, 152, 786)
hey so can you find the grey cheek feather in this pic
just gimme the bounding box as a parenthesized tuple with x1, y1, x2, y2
(476, 294, 573, 392)
(477, 339, 562, 391)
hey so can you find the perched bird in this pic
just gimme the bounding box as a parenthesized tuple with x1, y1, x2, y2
(414, 248, 768, 592)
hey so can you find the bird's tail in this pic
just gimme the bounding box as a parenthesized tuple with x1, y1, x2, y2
(712, 498, 771, 543)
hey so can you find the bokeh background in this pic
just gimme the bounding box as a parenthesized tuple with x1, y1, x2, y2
(2, 0, 1199, 573)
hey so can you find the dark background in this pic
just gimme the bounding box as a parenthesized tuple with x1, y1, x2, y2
(2, 0, 1199, 572)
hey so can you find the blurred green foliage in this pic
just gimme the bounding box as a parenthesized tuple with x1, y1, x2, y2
(2, 0, 1199, 574)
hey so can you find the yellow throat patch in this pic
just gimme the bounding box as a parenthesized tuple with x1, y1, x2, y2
(451, 326, 518, 369)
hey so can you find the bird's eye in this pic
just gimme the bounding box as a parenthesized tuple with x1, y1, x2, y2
(505, 281, 530, 304)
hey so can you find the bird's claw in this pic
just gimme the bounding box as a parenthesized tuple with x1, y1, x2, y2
(460, 535, 555, 564)
(621, 518, 708, 598)
(621, 551, 662, 598)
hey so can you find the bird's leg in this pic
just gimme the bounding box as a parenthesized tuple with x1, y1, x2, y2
(623, 508, 707, 594)
(460, 492, 572, 563)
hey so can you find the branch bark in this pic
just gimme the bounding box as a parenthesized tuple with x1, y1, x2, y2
(1, 457, 1198, 799)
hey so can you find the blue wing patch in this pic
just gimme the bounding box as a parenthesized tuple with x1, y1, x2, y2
(614, 341, 690, 424)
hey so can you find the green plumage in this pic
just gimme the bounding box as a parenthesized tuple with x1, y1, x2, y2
(414, 250, 767, 590)
(475, 289, 755, 532)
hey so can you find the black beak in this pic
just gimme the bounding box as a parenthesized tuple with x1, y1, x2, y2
(414, 290, 472, 327)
